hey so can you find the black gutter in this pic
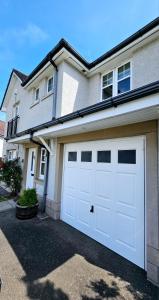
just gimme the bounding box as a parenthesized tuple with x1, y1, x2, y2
(90, 17, 159, 68)
(21, 39, 89, 86)
(21, 17, 159, 87)
(49, 54, 58, 72)
(6, 80, 159, 141)
(30, 132, 46, 148)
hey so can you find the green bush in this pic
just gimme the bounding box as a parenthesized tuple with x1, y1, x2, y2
(0, 158, 22, 195)
(18, 188, 38, 207)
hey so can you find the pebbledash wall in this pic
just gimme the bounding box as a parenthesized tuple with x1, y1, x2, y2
(4, 36, 159, 138)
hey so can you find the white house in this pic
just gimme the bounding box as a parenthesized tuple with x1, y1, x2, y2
(1, 17, 159, 286)
(0, 120, 5, 158)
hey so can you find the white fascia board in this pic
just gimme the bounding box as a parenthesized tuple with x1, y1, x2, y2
(34, 93, 159, 137)
(8, 134, 30, 144)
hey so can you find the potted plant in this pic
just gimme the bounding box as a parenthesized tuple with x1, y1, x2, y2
(16, 188, 39, 219)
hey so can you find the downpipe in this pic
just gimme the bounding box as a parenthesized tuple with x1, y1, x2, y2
(30, 132, 49, 213)
(49, 57, 58, 119)
(41, 148, 50, 213)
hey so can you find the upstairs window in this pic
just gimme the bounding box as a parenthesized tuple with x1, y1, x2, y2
(101, 61, 131, 100)
(117, 62, 131, 94)
(47, 77, 54, 93)
(102, 71, 113, 100)
(14, 104, 19, 117)
(35, 88, 39, 102)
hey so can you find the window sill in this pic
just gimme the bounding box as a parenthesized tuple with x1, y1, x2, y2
(35, 178, 44, 184)
(30, 100, 40, 108)
(41, 92, 54, 101)
(101, 88, 131, 101)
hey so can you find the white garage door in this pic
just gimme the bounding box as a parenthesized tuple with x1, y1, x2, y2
(61, 137, 145, 268)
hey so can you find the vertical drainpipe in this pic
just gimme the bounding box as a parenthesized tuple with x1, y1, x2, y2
(41, 148, 50, 213)
(41, 58, 58, 213)
(49, 57, 58, 119)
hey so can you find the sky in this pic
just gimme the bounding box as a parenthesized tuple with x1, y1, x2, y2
(0, 0, 158, 121)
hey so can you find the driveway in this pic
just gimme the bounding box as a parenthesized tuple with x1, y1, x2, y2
(0, 210, 158, 300)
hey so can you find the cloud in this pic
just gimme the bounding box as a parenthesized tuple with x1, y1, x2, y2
(0, 23, 49, 47)
(13, 24, 49, 44)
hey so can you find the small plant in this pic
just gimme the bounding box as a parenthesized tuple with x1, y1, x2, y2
(0, 158, 22, 196)
(18, 188, 38, 207)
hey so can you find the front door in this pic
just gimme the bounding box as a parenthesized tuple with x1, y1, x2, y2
(26, 148, 36, 189)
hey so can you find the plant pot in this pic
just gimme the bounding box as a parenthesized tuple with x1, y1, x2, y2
(16, 203, 39, 220)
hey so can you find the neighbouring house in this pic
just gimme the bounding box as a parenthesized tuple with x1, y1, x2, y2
(0, 120, 5, 158)
(1, 17, 159, 286)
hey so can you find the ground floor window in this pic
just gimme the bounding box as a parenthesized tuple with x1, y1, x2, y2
(7, 150, 16, 161)
(39, 148, 46, 179)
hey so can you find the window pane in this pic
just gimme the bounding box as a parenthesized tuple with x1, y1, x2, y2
(41, 149, 46, 161)
(68, 152, 77, 161)
(81, 151, 92, 162)
(118, 150, 136, 164)
(48, 77, 53, 92)
(118, 78, 130, 94)
(118, 63, 130, 80)
(103, 72, 113, 87)
(35, 88, 39, 100)
(97, 151, 111, 163)
(31, 151, 34, 171)
(40, 163, 45, 175)
(102, 86, 112, 100)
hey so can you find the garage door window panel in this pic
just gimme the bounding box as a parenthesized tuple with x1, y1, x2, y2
(68, 152, 77, 162)
(81, 151, 92, 162)
(118, 150, 136, 164)
(97, 151, 111, 163)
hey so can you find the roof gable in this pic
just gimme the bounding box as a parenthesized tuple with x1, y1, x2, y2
(0, 69, 27, 110)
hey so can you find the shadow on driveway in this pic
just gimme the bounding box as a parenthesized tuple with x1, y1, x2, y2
(0, 210, 158, 300)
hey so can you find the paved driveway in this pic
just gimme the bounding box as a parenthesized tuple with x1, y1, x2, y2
(0, 210, 158, 300)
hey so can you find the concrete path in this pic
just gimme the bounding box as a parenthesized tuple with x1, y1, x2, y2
(0, 199, 16, 212)
(0, 210, 158, 300)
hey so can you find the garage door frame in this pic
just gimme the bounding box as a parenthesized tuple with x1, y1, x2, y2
(61, 135, 146, 269)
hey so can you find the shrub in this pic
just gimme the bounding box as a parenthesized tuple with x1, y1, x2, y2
(18, 188, 38, 207)
(0, 158, 22, 195)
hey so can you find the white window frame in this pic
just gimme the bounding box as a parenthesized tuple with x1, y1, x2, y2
(35, 87, 40, 102)
(101, 60, 132, 101)
(47, 76, 54, 94)
(39, 148, 46, 179)
(101, 71, 114, 101)
(116, 61, 132, 96)
(8, 150, 16, 161)
(14, 104, 19, 117)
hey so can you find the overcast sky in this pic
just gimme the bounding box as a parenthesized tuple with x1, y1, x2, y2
(0, 0, 158, 120)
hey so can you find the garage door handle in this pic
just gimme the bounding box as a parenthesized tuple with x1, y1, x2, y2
(90, 205, 94, 213)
